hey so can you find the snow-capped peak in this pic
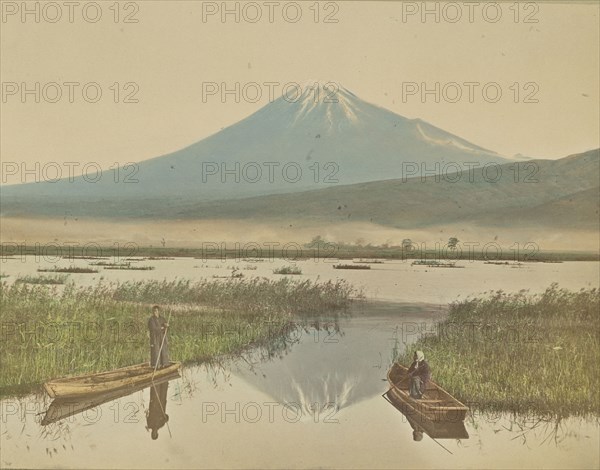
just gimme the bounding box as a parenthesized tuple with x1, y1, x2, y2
(289, 81, 361, 128)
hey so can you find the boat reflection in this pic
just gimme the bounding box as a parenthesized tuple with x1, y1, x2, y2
(383, 389, 469, 441)
(41, 371, 180, 431)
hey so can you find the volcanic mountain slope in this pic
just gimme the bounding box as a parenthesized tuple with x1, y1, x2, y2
(0, 82, 510, 216)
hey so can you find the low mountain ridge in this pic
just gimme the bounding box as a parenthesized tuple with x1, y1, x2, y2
(2, 149, 596, 234)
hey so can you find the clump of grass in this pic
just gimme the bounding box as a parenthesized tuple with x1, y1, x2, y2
(38, 266, 98, 274)
(333, 264, 371, 270)
(0, 277, 360, 396)
(15, 275, 69, 285)
(103, 265, 155, 271)
(397, 284, 600, 418)
(111, 278, 359, 315)
(273, 265, 302, 275)
(89, 261, 131, 267)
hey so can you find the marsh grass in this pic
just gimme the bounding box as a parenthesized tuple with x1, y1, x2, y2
(333, 264, 371, 270)
(15, 274, 69, 285)
(4, 244, 598, 261)
(102, 265, 155, 271)
(0, 277, 360, 396)
(111, 278, 358, 314)
(273, 266, 302, 275)
(397, 284, 600, 418)
(38, 266, 98, 274)
(89, 261, 131, 267)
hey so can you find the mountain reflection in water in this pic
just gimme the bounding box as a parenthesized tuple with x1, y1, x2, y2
(232, 313, 394, 418)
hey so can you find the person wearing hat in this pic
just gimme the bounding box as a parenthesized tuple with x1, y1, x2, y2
(407, 350, 431, 399)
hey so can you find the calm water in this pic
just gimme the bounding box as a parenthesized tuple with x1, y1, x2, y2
(1, 258, 598, 469)
(0, 256, 598, 303)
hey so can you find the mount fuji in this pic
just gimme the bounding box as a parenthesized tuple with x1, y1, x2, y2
(2, 82, 511, 217)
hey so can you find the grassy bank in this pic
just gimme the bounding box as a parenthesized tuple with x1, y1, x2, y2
(0, 278, 359, 397)
(397, 284, 600, 417)
(273, 265, 302, 275)
(2, 245, 598, 262)
(15, 274, 69, 285)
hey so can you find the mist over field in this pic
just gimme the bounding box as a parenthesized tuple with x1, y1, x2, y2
(2, 216, 597, 253)
(1, 85, 598, 254)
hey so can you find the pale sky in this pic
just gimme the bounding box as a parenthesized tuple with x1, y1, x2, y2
(1, 1, 599, 185)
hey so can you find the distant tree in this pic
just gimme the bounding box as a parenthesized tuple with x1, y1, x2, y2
(306, 235, 324, 248)
(448, 237, 459, 250)
(402, 239, 414, 251)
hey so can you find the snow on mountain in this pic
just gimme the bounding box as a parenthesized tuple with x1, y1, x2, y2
(2, 82, 510, 205)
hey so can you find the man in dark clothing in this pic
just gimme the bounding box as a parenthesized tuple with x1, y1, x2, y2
(148, 305, 170, 368)
(407, 350, 431, 399)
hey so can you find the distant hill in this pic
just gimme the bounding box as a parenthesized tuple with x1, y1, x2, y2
(152, 149, 599, 231)
(0, 82, 511, 215)
(481, 186, 599, 230)
(2, 149, 596, 238)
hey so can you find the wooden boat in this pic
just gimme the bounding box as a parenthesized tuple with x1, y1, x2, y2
(386, 363, 468, 422)
(382, 390, 469, 439)
(42, 370, 180, 425)
(44, 362, 181, 399)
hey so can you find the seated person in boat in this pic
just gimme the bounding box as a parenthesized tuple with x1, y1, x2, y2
(148, 305, 170, 368)
(407, 350, 431, 399)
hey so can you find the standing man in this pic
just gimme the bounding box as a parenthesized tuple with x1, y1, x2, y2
(148, 305, 170, 368)
(407, 350, 431, 399)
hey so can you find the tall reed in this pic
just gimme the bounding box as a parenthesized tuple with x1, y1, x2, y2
(0, 277, 360, 397)
(397, 284, 600, 418)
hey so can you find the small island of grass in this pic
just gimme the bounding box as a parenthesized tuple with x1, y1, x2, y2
(396, 284, 599, 418)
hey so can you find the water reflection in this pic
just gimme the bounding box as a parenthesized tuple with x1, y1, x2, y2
(2, 302, 597, 469)
(232, 313, 387, 417)
(146, 381, 170, 440)
(383, 389, 469, 445)
(41, 372, 179, 438)
(467, 411, 600, 449)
